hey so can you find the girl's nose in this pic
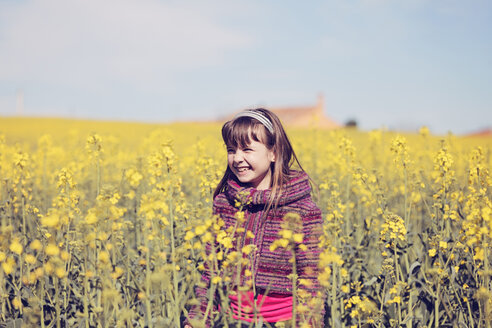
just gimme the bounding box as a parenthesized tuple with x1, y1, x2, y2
(233, 151, 244, 163)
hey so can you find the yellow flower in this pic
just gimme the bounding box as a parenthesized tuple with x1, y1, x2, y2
(85, 211, 98, 225)
(12, 298, 22, 309)
(10, 238, 23, 255)
(40, 213, 60, 227)
(184, 231, 195, 241)
(45, 244, 60, 256)
(298, 278, 312, 287)
(428, 248, 437, 257)
(44, 261, 54, 274)
(60, 251, 70, 261)
(211, 276, 222, 284)
(25, 254, 36, 265)
(2, 257, 15, 274)
(111, 267, 125, 279)
(242, 245, 255, 255)
(293, 233, 304, 243)
(55, 267, 66, 279)
(279, 238, 289, 248)
(30, 239, 42, 251)
(99, 251, 110, 264)
(280, 229, 292, 239)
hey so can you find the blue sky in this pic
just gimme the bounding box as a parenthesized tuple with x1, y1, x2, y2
(0, 0, 491, 134)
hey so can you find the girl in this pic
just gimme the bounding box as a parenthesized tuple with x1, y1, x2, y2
(185, 108, 324, 327)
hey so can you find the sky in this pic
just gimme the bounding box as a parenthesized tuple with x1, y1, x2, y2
(0, 0, 491, 135)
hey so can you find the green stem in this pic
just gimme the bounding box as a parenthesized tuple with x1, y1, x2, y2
(435, 280, 440, 328)
(54, 277, 61, 328)
(84, 249, 90, 328)
(40, 275, 45, 328)
(169, 194, 181, 328)
(331, 265, 337, 328)
(291, 248, 297, 328)
(145, 223, 153, 328)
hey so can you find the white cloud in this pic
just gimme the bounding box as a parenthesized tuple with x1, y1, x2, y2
(0, 0, 254, 88)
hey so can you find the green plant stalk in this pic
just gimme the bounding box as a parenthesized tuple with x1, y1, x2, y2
(291, 248, 297, 328)
(84, 249, 90, 328)
(344, 174, 352, 238)
(17, 253, 23, 316)
(404, 163, 408, 228)
(96, 158, 101, 197)
(22, 197, 26, 238)
(40, 275, 46, 328)
(434, 279, 440, 328)
(54, 277, 61, 328)
(95, 235, 102, 326)
(466, 297, 475, 328)
(378, 275, 387, 328)
(169, 194, 181, 328)
(480, 192, 491, 328)
(156, 218, 166, 319)
(63, 181, 72, 313)
(202, 246, 219, 327)
(331, 264, 337, 328)
(145, 223, 153, 328)
(0, 272, 5, 322)
(235, 244, 242, 328)
(394, 243, 402, 326)
(42, 150, 47, 211)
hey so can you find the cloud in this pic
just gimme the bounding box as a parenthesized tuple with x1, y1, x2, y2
(0, 0, 254, 88)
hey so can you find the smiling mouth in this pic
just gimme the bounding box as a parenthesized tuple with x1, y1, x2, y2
(236, 167, 250, 173)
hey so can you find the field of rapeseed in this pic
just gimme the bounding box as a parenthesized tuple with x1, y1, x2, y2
(0, 117, 491, 328)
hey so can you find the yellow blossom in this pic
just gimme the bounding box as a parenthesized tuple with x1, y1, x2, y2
(10, 238, 23, 255)
(45, 244, 60, 256)
(25, 254, 36, 264)
(2, 257, 15, 274)
(55, 267, 66, 279)
(40, 213, 60, 227)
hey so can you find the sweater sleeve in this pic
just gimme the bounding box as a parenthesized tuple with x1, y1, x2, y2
(296, 205, 326, 327)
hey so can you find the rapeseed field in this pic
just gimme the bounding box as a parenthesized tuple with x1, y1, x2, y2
(0, 117, 491, 327)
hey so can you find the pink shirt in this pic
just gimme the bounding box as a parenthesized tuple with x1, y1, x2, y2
(229, 291, 293, 323)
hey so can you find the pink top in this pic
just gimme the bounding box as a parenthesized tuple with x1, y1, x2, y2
(229, 291, 293, 323)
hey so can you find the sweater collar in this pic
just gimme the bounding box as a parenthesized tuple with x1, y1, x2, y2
(225, 170, 311, 207)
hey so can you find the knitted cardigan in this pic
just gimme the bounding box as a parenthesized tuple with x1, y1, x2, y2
(187, 171, 325, 327)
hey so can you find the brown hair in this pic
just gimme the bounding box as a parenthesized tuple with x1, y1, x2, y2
(213, 108, 304, 212)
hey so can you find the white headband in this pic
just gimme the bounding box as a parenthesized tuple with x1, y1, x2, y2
(234, 110, 274, 134)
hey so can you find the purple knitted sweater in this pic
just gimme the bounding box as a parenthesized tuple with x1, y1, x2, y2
(187, 171, 325, 326)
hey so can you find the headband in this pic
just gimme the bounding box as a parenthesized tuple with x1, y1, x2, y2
(234, 110, 274, 134)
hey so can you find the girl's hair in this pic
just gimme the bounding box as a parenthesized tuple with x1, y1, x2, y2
(213, 108, 304, 211)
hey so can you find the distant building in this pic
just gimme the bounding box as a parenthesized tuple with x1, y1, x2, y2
(223, 94, 340, 129)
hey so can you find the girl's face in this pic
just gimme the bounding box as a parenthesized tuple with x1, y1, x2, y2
(227, 139, 275, 190)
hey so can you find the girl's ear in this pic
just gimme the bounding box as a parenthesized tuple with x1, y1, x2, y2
(269, 150, 275, 162)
